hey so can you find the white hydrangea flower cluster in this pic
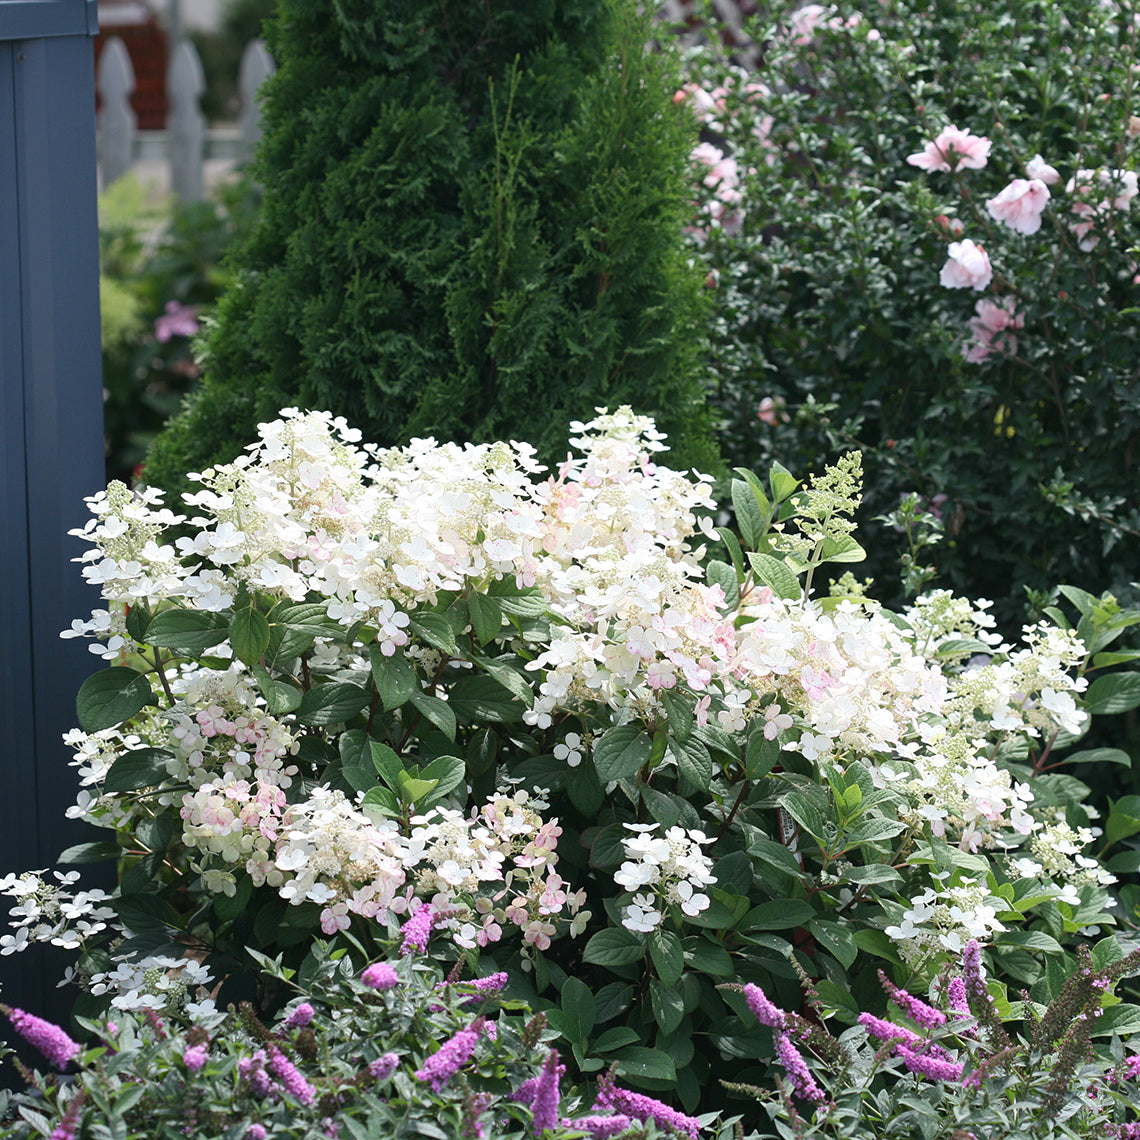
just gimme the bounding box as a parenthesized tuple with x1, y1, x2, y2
(402, 790, 588, 952)
(0, 870, 117, 955)
(89, 954, 217, 1019)
(885, 725, 1035, 852)
(614, 823, 715, 933)
(884, 874, 1007, 964)
(902, 589, 1007, 655)
(1029, 813, 1118, 894)
(52, 407, 1109, 973)
(746, 597, 947, 760)
(275, 787, 408, 933)
(943, 621, 1089, 739)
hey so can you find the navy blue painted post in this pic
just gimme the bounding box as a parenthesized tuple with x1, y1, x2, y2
(0, 0, 106, 1025)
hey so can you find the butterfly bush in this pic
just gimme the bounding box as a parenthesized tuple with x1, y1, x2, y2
(729, 940, 1140, 1138)
(0, 933, 672, 1140)
(8, 404, 1137, 1119)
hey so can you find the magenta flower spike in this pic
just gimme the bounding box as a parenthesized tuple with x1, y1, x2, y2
(595, 1080, 702, 1138)
(530, 1049, 563, 1136)
(399, 905, 437, 955)
(2, 1005, 80, 1070)
(362, 961, 399, 990)
(414, 1019, 483, 1092)
(268, 1047, 315, 1106)
(743, 982, 787, 1030)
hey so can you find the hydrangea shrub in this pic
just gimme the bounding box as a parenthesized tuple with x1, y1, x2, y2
(6, 407, 1140, 1118)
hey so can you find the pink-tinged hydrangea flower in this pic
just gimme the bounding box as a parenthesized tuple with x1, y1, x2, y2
(773, 1032, 827, 1104)
(2, 1006, 80, 1069)
(183, 1043, 209, 1072)
(362, 961, 399, 990)
(986, 178, 1050, 234)
(940, 239, 993, 291)
(594, 1081, 701, 1138)
(283, 1002, 315, 1029)
(1026, 154, 1061, 185)
(369, 1052, 399, 1080)
(907, 126, 991, 173)
(268, 1046, 315, 1106)
(399, 905, 436, 955)
(415, 1020, 484, 1092)
(963, 296, 1024, 363)
(743, 983, 787, 1030)
(154, 300, 199, 342)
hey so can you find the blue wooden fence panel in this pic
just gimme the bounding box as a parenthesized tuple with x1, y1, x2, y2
(0, 0, 106, 1028)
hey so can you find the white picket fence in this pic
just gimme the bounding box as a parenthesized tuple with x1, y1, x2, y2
(96, 5, 758, 202)
(96, 36, 275, 201)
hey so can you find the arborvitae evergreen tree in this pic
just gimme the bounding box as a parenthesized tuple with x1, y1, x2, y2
(145, 0, 718, 492)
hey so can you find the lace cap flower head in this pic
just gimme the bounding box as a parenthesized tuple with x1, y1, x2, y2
(907, 125, 991, 173)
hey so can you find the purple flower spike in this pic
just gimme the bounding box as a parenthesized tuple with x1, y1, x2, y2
(48, 1092, 84, 1140)
(743, 983, 787, 1030)
(2, 1006, 80, 1070)
(183, 1043, 209, 1072)
(774, 1031, 827, 1104)
(947, 976, 969, 1015)
(594, 1083, 701, 1138)
(284, 1002, 315, 1029)
(400, 906, 437, 956)
(362, 962, 399, 990)
(857, 1012, 925, 1051)
(962, 940, 987, 1001)
(414, 1020, 483, 1092)
(268, 1046, 315, 1106)
(530, 1050, 563, 1136)
(877, 970, 946, 1028)
(561, 1117, 634, 1139)
(895, 1044, 964, 1082)
(369, 1052, 399, 1081)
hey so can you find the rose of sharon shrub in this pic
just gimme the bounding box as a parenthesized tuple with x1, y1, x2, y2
(677, 0, 1140, 632)
(6, 407, 1140, 1117)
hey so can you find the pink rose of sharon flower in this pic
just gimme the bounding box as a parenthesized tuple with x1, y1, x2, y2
(940, 239, 993, 290)
(964, 297, 1024, 363)
(1025, 153, 1061, 185)
(986, 178, 1050, 235)
(907, 125, 991, 173)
